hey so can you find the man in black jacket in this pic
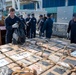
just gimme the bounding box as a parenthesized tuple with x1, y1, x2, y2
(42, 13, 53, 39)
(67, 13, 76, 43)
(5, 7, 25, 43)
(26, 14, 31, 38)
(30, 13, 37, 38)
(38, 15, 44, 37)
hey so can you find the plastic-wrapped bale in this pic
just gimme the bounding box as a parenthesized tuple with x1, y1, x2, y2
(4, 49, 25, 56)
(25, 48, 41, 54)
(29, 40, 37, 45)
(63, 56, 76, 66)
(7, 63, 21, 72)
(53, 52, 66, 58)
(48, 52, 66, 63)
(67, 44, 76, 50)
(56, 44, 64, 49)
(0, 66, 13, 75)
(41, 65, 70, 75)
(7, 63, 19, 69)
(0, 44, 11, 49)
(57, 62, 72, 69)
(29, 60, 53, 75)
(29, 63, 45, 75)
(10, 52, 32, 61)
(0, 53, 5, 60)
(25, 55, 42, 63)
(71, 51, 76, 57)
(33, 38, 46, 43)
(4, 50, 17, 56)
(49, 45, 62, 52)
(16, 59, 32, 67)
(36, 50, 53, 58)
(36, 59, 54, 71)
(0, 58, 13, 67)
(48, 42, 57, 47)
(0, 47, 13, 53)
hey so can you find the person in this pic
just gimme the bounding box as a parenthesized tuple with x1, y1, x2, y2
(51, 15, 55, 22)
(5, 7, 26, 43)
(19, 15, 26, 25)
(38, 15, 44, 37)
(26, 14, 31, 38)
(67, 13, 76, 43)
(43, 14, 47, 22)
(42, 13, 53, 39)
(30, 13, 37, 38)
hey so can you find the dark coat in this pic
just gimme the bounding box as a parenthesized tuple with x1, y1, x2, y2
(43, 18, 53, 38)
(5, 15, 25, 43)
(38, 19, 44, 33)
(20, 17, 26, 24)
(26, 17, 31, 37)
(30, 17, 37, 38)
(26, 17, 31, 27)
(67, 20, 76, 43)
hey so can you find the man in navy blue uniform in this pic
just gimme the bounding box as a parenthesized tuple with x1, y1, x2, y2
(43, 14, 47, 22)
(38, 15, 44, 37)
(67, 13, 76, 43)
(42, 13, 53, 39)
(26, 14, 31, 38)
(30, 13, 37, 38)
(19, 15, 26, 25)
(5, 7, 25, 43)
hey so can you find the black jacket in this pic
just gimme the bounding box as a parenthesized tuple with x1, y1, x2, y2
(67, 19, 76, 43)
(5, 15, 25, 43)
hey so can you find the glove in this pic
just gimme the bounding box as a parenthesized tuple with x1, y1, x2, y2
(42, 33, 44, 37)
(12, 23, 19, 28)
(26, 21, 29, 24)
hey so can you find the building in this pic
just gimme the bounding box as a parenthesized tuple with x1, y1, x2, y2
(5, 0, 76, 23)
(21, 0, 76, 23)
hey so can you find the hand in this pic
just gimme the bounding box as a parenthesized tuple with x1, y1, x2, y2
(12, 23, 19, 28)
(67, 33, 69, 39)
(26, 21, 29, 25)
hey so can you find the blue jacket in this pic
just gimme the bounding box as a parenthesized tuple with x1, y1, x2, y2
(43, 18, 53, 38)
(30, 17, 37, 29)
